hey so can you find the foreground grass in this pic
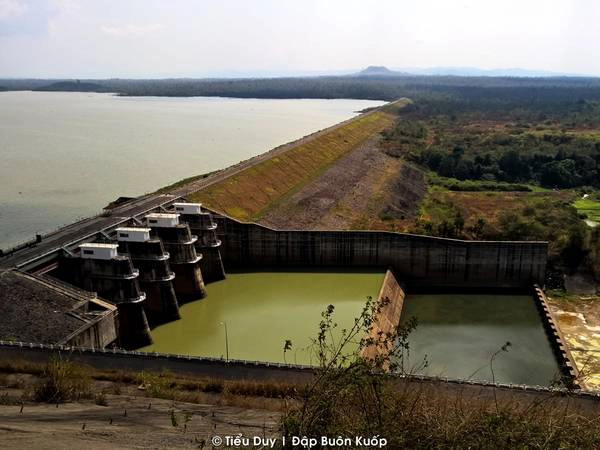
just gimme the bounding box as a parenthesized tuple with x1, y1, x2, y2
(189, 111, 395, 221)
(0, 357, 298, 411)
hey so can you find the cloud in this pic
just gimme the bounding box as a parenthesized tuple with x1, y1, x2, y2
(100, 23, 165, 37)
(0, 0, 26, 19)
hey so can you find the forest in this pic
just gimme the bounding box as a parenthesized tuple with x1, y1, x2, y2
(380, 91, 600, 286)
(4, 74, 600, 103)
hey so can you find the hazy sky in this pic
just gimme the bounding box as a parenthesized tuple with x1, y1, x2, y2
(1, 0, 599, 78)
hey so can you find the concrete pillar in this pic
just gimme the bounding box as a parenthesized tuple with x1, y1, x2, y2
(115, 227, 180, 327)
(145, 213, 206, 302)
(172, 202, 226, 283)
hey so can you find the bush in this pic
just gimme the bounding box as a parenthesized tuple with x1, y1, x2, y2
(282, 298, 418, 442)
(33, 356, 91, 403)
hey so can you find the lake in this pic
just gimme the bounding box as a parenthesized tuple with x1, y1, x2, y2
(143, 270, 384, 364)
(0, 91, 384, 249)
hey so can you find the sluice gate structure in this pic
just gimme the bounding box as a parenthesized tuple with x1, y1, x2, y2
(0, 199, 224, 349)
(115, 227, 180, 327)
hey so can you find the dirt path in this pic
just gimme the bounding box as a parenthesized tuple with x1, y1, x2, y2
(0, 389, 278, 449)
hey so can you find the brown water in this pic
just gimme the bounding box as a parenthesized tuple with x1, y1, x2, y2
(0, 92, 384, 248)
(144, 271, 384, 364)
(399, 294, 562, 386)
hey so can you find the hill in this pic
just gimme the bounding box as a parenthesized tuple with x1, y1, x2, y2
(357, 65, 407, 77)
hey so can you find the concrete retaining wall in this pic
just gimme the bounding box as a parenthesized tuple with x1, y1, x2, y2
(212, 213, 548, 289)
(63, 307, 118, 349)
(533, 285, 581, 388)
(0, 342, 313, 384)
(362, 270, 405, 362)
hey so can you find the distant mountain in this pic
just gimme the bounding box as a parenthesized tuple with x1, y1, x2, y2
(357, 66, 408, 77)
(34, 81, 110, 93)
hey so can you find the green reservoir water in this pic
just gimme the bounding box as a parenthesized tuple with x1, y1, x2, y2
(144, 271, 384, 364)
(400, 294, 561, 386)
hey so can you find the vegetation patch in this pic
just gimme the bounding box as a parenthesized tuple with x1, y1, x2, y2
(189, 112, 394, 220)
(413, 189, 592, 269)
(428, 173, 534, 192)
(154, 170, 218, 195)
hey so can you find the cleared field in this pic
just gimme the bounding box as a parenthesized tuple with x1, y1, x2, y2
(574, 198, 600, 224)
(189, 111, 395, 221)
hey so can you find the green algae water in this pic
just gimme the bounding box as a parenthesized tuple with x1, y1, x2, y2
(399, 294, 561, 386)
(144, 271, 384, 364)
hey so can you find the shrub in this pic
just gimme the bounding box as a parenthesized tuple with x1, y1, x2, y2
(33, 356, 91, 403)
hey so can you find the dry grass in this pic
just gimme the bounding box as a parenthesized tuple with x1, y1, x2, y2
(190, 112, 395, 221)
(0, 358, 300, 412)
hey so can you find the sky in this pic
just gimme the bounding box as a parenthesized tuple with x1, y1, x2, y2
(1, 0, 599, 78)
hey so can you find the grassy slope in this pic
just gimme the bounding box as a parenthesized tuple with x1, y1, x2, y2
(189, 111, 395, 221)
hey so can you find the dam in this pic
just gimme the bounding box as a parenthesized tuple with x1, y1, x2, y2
(0, 197, 575, 387)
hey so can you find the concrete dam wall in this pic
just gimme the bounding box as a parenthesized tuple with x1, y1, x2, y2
(212, 213, 548, 288)
(362, 270, 406, 362)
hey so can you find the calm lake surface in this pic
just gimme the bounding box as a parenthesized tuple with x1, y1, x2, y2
(399, 294, 561, 386)
(0, 91, 384, 249)
(144, 271, 384, 364)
